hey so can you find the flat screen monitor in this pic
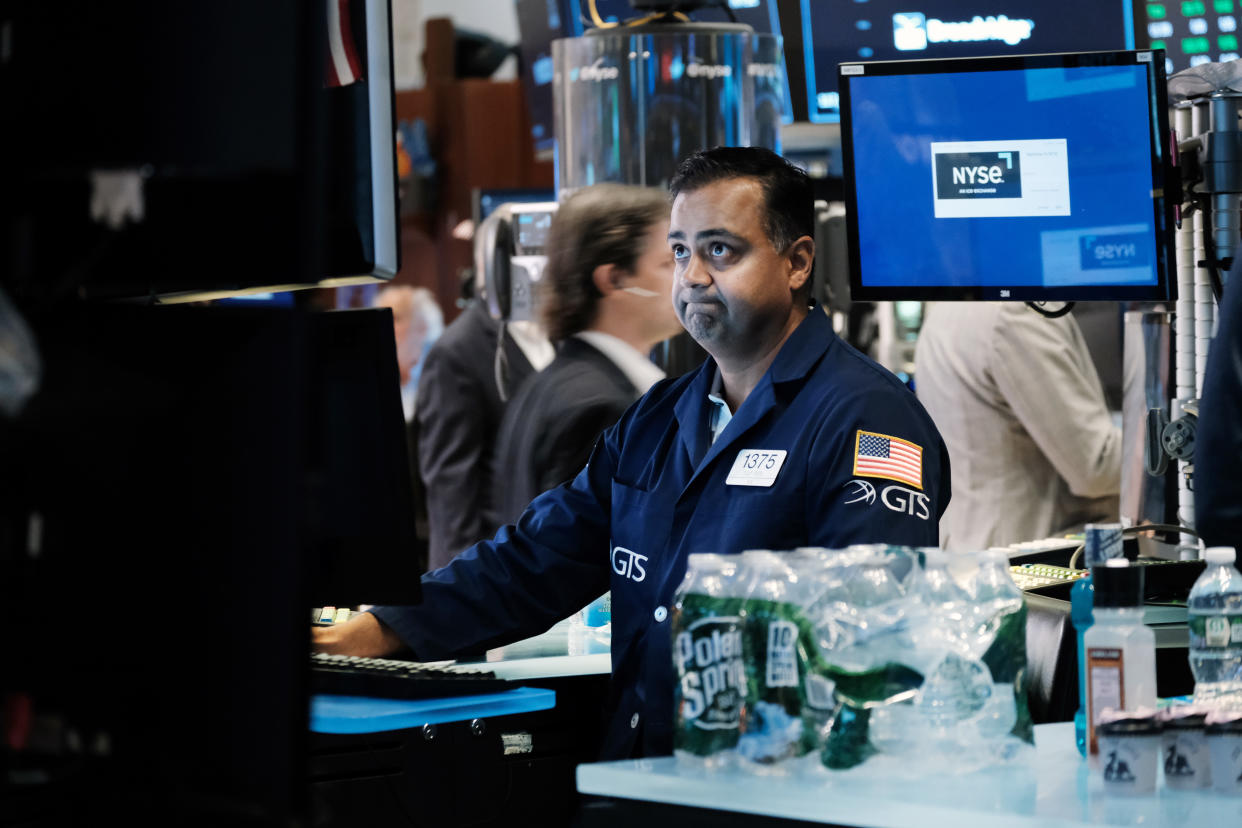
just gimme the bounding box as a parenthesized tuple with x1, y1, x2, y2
(1133, 0, 1242, 75)
(801, 1, 1136, 123)
(0, 1, 398, 306)
(473, 186, 558, 224)
(0, 303, 420, 822)
(323, 0, 401, 285)
(839, 49, 1176, 302)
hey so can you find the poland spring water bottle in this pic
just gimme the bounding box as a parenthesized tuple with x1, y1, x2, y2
(1188, 547, 1242, 708)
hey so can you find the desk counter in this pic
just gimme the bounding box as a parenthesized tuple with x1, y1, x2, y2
(577, 722, 1242, 826)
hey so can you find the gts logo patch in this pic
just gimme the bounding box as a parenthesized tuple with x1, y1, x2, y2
(934, 150, 1022, 200)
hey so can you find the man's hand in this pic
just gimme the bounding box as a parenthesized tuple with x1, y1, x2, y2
(311, 612, 405, 658)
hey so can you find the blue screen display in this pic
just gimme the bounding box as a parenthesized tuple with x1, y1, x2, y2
(801, 1, 1135, 123)
(845, 60, 1163, 294)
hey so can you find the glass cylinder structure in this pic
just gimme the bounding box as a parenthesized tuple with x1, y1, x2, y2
(552, 23, 785, 194)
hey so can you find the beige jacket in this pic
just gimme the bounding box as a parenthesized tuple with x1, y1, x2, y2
(914, 302, 1121, 551)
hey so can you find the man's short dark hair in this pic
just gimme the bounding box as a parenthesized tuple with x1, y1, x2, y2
(539, 183, 669, 342)
(668, 146, 814, 253)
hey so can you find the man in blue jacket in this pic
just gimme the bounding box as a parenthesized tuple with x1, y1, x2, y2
(314, 147, 951, 759)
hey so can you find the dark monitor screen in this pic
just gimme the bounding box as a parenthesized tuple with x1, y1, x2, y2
(0, 303, 420, 820)
(515, 0, 574, 154)
(1, 0, 398, 305)
(1133, 0, 1242, 74)
(306, 307, 422, 609)
(801, 1, 1136, 123)
(513, 205, 558, 254)
(322, 0, 401, 283)
(839, 49, 1176, 302)
(473, 187, 558, 224)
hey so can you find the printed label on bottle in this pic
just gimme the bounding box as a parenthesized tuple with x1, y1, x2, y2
(765, 620, 799, 688)
(675, 617, 746, 731)
(1188, 613, 1242, 648)
(804, 672, 836, 711)
(1087, 647, 1124, 755)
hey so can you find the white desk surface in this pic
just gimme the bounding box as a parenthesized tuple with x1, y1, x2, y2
(576, 722, 1242, 826)
(460, 618, 611, 680)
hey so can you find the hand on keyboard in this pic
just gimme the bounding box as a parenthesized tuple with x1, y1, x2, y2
(311, 611, 405, 658)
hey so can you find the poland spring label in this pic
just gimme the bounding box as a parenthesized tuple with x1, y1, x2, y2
(675, 617, 746, 741)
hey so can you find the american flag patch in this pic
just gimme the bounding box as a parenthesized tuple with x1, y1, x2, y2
(852, 430, 923, 490)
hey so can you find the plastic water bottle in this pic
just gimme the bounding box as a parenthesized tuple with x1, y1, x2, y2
(1187, 547, 1242, 708)
(671, 553, 747, 768)
(974, 547, 1025, 616)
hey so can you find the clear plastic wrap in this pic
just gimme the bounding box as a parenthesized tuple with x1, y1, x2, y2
(672, 545, 1034, 777)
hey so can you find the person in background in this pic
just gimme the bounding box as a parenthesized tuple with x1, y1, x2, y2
(372, 284, 444, 569)
(492, 184, 683, 523)
(914, 302, 1121, 551)
(415, 222, 553, 571)
(314, 147, 949, 760)
(374, 285, 443, 423)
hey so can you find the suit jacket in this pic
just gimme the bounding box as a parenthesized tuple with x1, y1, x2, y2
(492, 337, 641, 526)
(415, 301, 537, 570)
(914, 302, 1121, 551)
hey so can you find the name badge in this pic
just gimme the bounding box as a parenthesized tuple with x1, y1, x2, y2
(725, 449, 787, 487)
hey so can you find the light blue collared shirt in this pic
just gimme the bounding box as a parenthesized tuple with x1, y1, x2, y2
(707, 369, 733, 444)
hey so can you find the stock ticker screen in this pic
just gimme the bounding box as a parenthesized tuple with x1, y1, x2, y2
(840, 52, 1172, 301)
(1136, 0, 1242, 74)
(801, 1, 1135, 122)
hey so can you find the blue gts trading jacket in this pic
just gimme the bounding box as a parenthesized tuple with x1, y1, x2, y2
(372, 308, 950, 759)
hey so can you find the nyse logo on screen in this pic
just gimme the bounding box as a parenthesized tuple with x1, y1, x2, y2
(1079, 233, 1150, 270)
(933, 151, 1022, 200)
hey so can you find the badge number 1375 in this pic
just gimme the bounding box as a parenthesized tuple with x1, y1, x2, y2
(725, 449, 787, 487)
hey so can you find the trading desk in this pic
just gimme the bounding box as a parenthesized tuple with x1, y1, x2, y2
(576, 722, 1242, 827)
(308, 623, 612, 828)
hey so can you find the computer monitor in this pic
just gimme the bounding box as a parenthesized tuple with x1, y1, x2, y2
(801, 1, 1136, 123)
(473, 186, 558, 225)
(323, 0, 401, 285)
(839, 49, 1177, 302)
(0, 303, 420, 823)
(0, 0, 398, 306)
(1133, 0, 1242, 75)
(305, 307, 423, 608)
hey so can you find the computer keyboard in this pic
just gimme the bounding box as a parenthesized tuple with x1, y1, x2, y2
(1009, 563, 1087, 591)
(310, 653, 511, 700)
